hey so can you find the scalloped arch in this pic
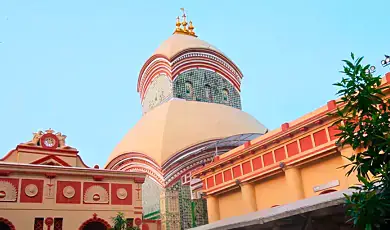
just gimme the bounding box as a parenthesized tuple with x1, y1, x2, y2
(78, 214, 111, 230)
(0, 217, 16, 230)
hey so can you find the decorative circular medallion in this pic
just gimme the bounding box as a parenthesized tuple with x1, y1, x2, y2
(134, 218, 142, 226)
(25, 184, 38, 197)
(45, 217, 53, 226)
(63, 186, 75, 199)
(44, 137, 56, 147)
(93, 194, 100, 201)
(116, 188, 128, 200)
(0, 181, 17, 202)
(40, 133, 59, 149)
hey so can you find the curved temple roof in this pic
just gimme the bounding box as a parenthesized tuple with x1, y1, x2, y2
(153, 34, 222, 59)
(106, 99, 267, 167)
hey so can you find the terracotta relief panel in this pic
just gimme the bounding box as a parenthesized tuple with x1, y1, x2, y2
(20, 179, 44, 203)
(56, 181, 81, 204)
(0, 178, 19, 202)
(83, 182, 109, 204)
(111, 183, 132, 205)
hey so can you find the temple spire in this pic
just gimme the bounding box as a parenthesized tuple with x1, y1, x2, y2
(173, 8, 197, 37)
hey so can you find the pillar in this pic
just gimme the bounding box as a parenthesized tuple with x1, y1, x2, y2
(206, 195, 220, 223)
(284, 167, 304, 201)
(240, 183, 257, 213)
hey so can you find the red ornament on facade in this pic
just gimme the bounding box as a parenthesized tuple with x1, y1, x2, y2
(134, 218, 142, 226)
(45, 217, 53, 230)
(40, 133, 59, 149)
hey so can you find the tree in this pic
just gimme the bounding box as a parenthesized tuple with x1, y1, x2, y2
(110, 212, 140, 230)
(333, 53, 390, 230)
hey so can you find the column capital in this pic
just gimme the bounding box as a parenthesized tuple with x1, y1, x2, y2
(239, 181, 252, 187)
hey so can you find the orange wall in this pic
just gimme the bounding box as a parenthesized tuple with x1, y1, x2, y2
(300, 154, 347, 198)
(218, 188, 243, 219)
(254, 174, 289, 210)
(194, 73, 390, 223)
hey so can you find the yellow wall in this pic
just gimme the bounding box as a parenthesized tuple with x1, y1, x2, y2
(300, 154, 347, 198)
(207, 152, 354, 222)
(218, 188, 243, 219)
(0, 165, 144, 230)
(254, 174, 289, 210)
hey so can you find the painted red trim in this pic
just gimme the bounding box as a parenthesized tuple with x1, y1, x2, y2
(205, 165, 280, 194)
(194, 111, 336, 175)
(105, 152, 161, 171)
(45, 173, 56, 178)
(0, 217, 16, 230)
(134, 211, 143, 214)
(30, 155, 72, 167)
(76, 155, 90, 168)
(140, 60, 241, 101)
(204, 143, 337, 194)
(40, 133, 59, 149)
(165, 163, 204, 187)
(134, 206, 143, 209)
(45, 217, 53, 230)
(138, 48, 243, 92)
(0, 149, 17, 161)
(78, 213, 111, 230)
(120, 165, 164, 186)
(172, 55, 239, 76)
(16, 145, 78, 154)
(281, 123, 289, 131)
(0, 170, 11, 176)
(162, 140, 221, 169)
(93, 175, 104, 181)
(142, 219, 159, 223)
(134, 177, 145, 183)
(172, 48, 243, 77)
(138, 48, 243, 99)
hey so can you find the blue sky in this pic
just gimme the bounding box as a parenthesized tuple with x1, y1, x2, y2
(1, 0, 389, 167)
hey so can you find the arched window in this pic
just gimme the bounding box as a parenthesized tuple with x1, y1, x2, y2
(185, 81, 194, 98)
(205, 85, 212, 101)
(222, 89, 229, 103)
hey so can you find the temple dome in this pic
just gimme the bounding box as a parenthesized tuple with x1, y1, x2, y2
(153, 34, 222, 59)
(106, 99, 267, 166)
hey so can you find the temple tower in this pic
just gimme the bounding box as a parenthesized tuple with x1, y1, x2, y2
(106, 9, 267, 230)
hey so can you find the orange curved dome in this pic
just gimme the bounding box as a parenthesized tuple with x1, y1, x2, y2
(153, 34, 222, 59)
(106, 99, 267, 166)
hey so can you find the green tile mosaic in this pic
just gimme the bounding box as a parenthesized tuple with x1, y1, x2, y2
(173, 69, 241, 110)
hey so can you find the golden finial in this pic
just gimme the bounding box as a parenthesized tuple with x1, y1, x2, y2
(173, 8, 197, 37)
(181, 10, 188, 32)
(175, 16, 182, 32)
(188, 21, 195, 36)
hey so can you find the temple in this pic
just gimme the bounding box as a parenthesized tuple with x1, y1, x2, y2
(105, 9, 267, 230)
(1, 9, 388, 230)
